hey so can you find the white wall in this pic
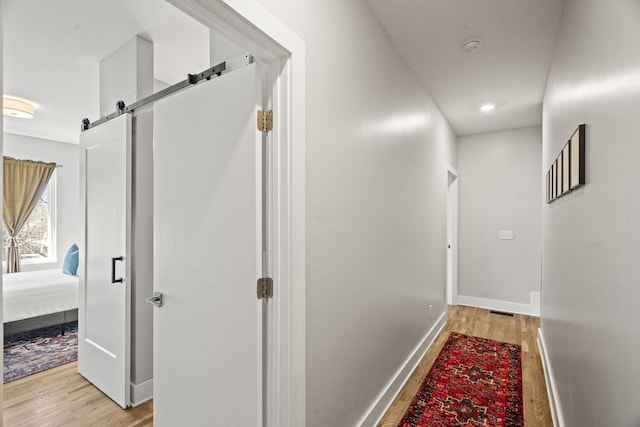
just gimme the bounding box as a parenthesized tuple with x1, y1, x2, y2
(3, 133, 80, 272)
(458, 126, 541, 313)
(100, 36, 154, 116)
(253, 1, 457, 426)
(540, 0, 640, 425)
(209, 31, 244, 66)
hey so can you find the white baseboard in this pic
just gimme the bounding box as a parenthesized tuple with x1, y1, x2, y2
(537, 328, 564, 427)
(531, 291, 541, 314)
(130, 378, 153, 407)
(456, 292, 540, 316)
(356, 311, 448, 427)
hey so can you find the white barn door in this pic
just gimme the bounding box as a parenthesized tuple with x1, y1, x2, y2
(152, 62, 263, 426)
(78, 114, 132, 409)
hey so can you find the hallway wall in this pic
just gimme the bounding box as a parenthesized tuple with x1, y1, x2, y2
(253, 1, 458, 426)
(458, 126, 542, 314)
(540, 0, 640, 425)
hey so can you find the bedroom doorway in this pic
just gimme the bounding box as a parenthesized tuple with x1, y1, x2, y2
(2, 1, 305, 425)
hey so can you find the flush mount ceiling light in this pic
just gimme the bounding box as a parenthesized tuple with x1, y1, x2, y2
(462, 39, 482, 53)
(3, 96, 35, 119)
(480, 103, 496, 112)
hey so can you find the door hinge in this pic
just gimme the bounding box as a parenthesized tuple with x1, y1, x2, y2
(257, 277, 274, 299)
(257, 110, 273, 132)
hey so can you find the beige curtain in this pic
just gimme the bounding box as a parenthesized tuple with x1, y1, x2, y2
(3, 157, 56, 273)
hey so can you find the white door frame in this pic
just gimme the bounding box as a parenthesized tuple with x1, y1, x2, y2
(445, 163, 459, 306)
(165, 2, 305, 426)
(0, 4, 5, 419)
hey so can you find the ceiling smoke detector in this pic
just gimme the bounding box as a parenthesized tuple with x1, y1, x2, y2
(462, 39, 482, 53)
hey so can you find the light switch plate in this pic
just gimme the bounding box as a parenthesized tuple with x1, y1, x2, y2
(499, 230, 514, 240)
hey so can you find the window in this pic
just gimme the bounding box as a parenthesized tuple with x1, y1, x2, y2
(2, 173, 57, 263)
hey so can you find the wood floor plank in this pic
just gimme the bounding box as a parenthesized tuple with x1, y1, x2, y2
(4, 306, 551, 426)
(377, 305, 553, 427)
(4, 362, 153, 426)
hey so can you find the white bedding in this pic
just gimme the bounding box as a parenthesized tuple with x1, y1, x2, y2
(3, 269, 79, 323)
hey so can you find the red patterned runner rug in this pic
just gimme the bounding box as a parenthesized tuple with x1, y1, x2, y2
(399, 332, 523, 427)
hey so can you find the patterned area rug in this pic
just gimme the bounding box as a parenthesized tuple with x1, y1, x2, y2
(4, 322, 78, 383)
(399, 332, 523, 427)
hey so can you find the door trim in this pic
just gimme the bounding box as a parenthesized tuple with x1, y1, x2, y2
(165, 2, 305, 426)
(445, 163, 459, 306)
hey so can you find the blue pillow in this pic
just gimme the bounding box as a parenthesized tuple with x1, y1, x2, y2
(62, 243, 79, 276)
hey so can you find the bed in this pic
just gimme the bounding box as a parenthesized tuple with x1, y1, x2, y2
(3, 269, 79, 335)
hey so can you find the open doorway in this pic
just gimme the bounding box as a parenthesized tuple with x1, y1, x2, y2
(1, 0, 214, 402)
(3, 1, 305, 426)
(446, 164, 459, 306)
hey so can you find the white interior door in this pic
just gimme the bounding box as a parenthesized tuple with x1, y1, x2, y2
(78, 114, 132, 409)
(446, 168, 459, 305)
(153, 62, 262, 426)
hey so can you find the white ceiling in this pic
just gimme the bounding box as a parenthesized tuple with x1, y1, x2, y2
(3, 0, 210, 144)
(4, 1, 565, 143)
(365, 0, 565, 136)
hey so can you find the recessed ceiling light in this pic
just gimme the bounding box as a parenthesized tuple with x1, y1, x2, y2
(3, 96, 35, 119)
(462, 39, 482, 53)
(480, 103, 495, 112)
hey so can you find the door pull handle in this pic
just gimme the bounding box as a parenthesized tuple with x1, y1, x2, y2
(146, 292, 164, 308)
(111, 256, 124, 283)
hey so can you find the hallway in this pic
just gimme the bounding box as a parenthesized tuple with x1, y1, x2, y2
(379, 305, 552, 426)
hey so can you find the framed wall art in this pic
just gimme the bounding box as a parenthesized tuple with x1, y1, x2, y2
(556, 159, 560, 199)
(562, 143, 570, 193)
(546, 124, 586, 204)
(569, 124, 586, 190)
(556, 153, 563, 196)
(551, 162, 556, 200)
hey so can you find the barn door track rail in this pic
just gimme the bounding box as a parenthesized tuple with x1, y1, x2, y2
(81, 54, 253, 132)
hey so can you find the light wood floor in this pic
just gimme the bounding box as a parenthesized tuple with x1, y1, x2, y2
(3, 306, 551, 427)
(4, 362, 153, 426)
(377, 305, 553, 427)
